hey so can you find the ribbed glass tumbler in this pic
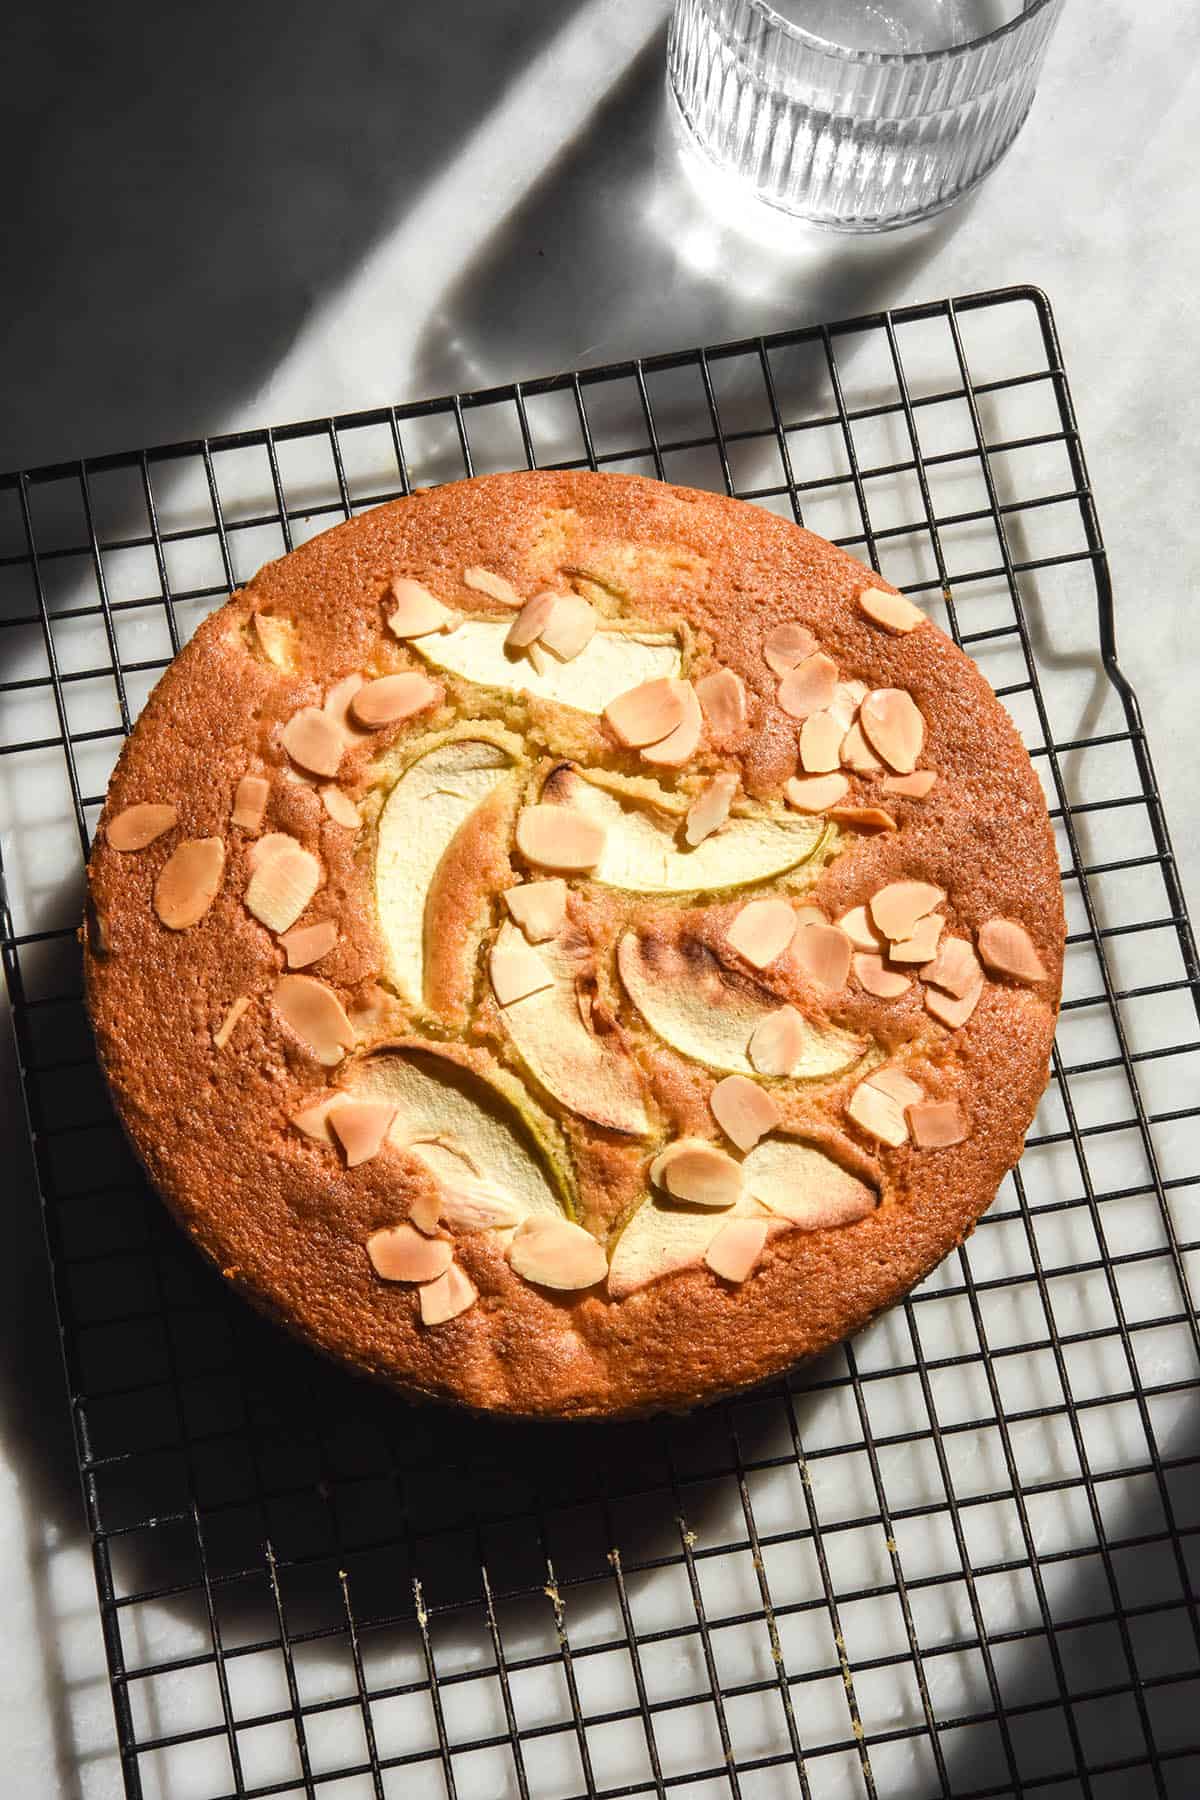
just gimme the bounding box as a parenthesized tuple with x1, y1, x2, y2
(667, 0, 1066, 231)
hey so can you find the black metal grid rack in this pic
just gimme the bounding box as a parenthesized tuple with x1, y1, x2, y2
(2, 285, 1198, 1800)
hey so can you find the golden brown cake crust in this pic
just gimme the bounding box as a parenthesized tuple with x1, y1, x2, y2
(83, 471, 1063, 1418)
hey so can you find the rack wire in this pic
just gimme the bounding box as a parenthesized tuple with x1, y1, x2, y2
(2, 285, 1198, 1800)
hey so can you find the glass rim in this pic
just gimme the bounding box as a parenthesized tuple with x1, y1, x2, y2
(738, 0, 1060, 65)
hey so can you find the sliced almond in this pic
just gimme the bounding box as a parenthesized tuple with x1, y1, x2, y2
(747, 1005, 807, 1077)
(282, 706, 344, 778)
(350, 672, 439, 729)
(505, 879, 567, 943)
(408, 1185, 444, 1237)
(828, 806, 899, 833)
(799, 710, 844, 774)
(846, 1080, 908, 1148)
(272, 974, 355, 1066)
(790, 923, 852, 991)
(489, 936, 555, 1007)
(280, 918, 337, 969)
(245, 839, 321, 934)
(640, 682, 702, 769)
(977, 918, 1047, 985)
(705, 1217, 769, 1283)
(853, 953, 911, 999)
(709, 1074, 781, 1153)
(323, 673, 367, 741)
(320, 784, 361, 828)
(867, 1064, 924, 1107)
(463, 565, 523, 607)
(419, 1262, 479, 1324)
(889, 912, 945, 965)
(604, 677, 687, 749)
(860, 688, 925, 775)
(839, 905, 884, 951)
(253, 613, 295, 668)
(515, 805, 605, 872)
(331, 1099, 396, 1167)
(726, 898, 797, 970)
(247, 831, 296, 871)
(505, 589, 558, 650)
(883, 769, 937, 799)
(828, 680, 866, 733)
(107, 802, 178, 852)
(763, 622, 818, 677)
(695, 668, 747, 739)
(291, 1095, 340, 1142)
(859, 586, 925, 634)
(213, 995, 250, 1050)
(777, 652, 839, 720)
(526, 639, 551, 676)
(925, 976, 984, 1030)
(924, 935, 981, 999)
(651, 1140, 743, 1209)
(232, 776, 269, 832)
(685, 772, 738, 847)
(387, 576, 456, 637)
(539, 593, 597, 662)
(870, 880, 945, 943)
(785, 772, 849, 814)
(154, 837, 225, 930)
(840, 720, 883, 774)
(366, 1222, 453, 1283)
(508, 1216, 607, 1290)
(908, 1099, 967, 1149)
(794, 904, 827, 927)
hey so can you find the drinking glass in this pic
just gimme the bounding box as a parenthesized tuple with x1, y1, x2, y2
(667, 0, 1066, 231)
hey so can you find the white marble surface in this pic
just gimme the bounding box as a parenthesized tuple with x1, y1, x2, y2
(1, 2, 1198, 1794)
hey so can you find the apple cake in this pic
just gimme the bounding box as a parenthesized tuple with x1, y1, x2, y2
(83, 470, 1063, 1417)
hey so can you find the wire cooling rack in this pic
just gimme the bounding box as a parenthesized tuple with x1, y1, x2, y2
(2, 286, 1198, 1800)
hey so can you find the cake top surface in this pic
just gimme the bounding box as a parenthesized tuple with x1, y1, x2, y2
(84, 469, 1063, 1417)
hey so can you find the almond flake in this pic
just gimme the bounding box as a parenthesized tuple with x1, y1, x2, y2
(785, 772, 849, 813)
(107, 801, 178, 851)
(323, 673, 368, 741)
(408, 1185, 444, 1237)
(705, 1217, 769, 1283)
(290, 1095, 340, 1141)
(604, 677, 687, 749)
(794, 904, 827, 927)
(247, 831, 295, 871)
(870, 880, 945, 942)
(747, 1004, 807, 1077)
(799, 710, 844, 774)
(526, 639, 551, 676)
(420, 1262, 479, 1324)
(245, 838, 321, 934)
(213, 995, 250, 1050)
(280, 919, 338, 969)
(282, 706, 344, 778)
(685, 772, 738, 847)
(253, 613, 295, 668)
(539, 593, 597, 661)
(651, 1140, 743, 1209)
(640, 682, 703, 768)
(366, 1222, 453, 1283)
(463, 565, 523, 607)
(331, 1099, 396, 1167)
(763, 622, 818, 677)
(777, 652, 838, 720)
(925, 976, 984, 1030)
(883, 769, 937, 799)
(154, 837, 225, 930)
(846, 1080, 908, 1148)
(840, 720, 883, 774)
(889, 912, 945, 965)
(790, 923, 852, 991)
(272, 974, 355, 1066)
(853, 952, 911, 998)
(859, 586, 925, 634)
(709, 1075, 781, 1152)
(505, 589, 558, 650)
(828, 806, 899, 833)
(505, 879, 567, 943)
(320, 784, 361, 828)
(515, 804, 605, 872)
(508, 1217, 607, 1290)
(860, 688, 926, 774)
(866, 1065, 924, 1108)
(232, 775, 269, 832)
(726, 898, 797, 970)
(387, 576, 456, 637)
(924, 935, 980, 999)
(489, 936, 555, 1007)
(839, 905, 884, 951)
(908, 1100, 967, 1149)
(350, 672, 439, 729)
(695, 668, 747, 738)
(977, 917, 1047, 985)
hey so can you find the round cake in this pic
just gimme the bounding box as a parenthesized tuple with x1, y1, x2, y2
(84, 470, 1063, 1418)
